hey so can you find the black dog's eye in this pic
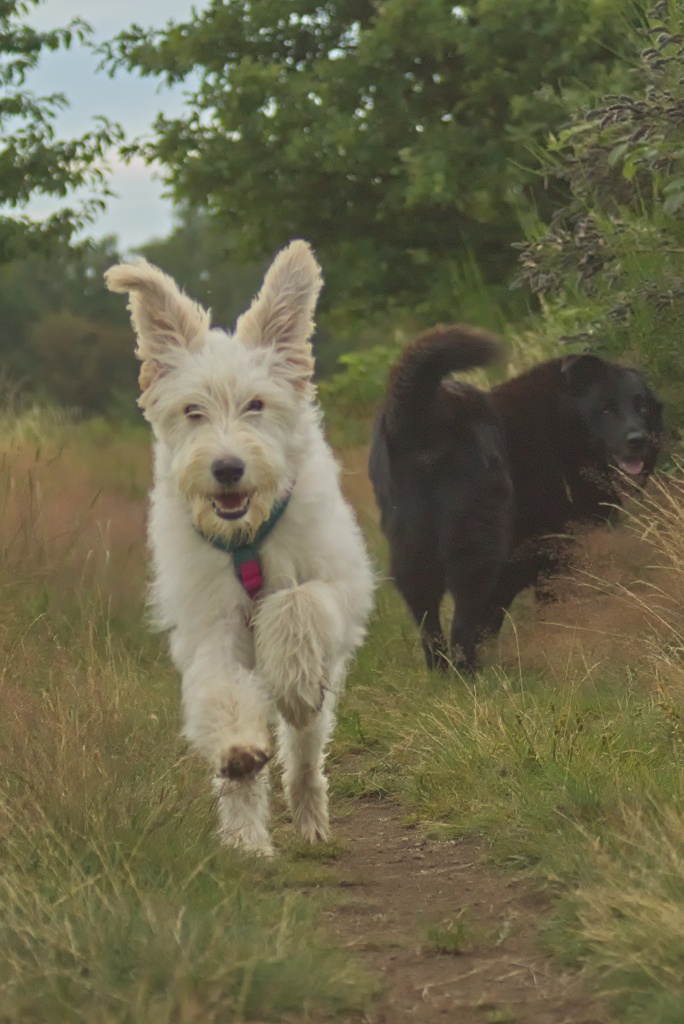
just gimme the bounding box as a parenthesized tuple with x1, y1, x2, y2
(184, 404, 205, 422)
(244, 398, 264, 413)
(601, 407, 611, 416)
(634, 396, 647, 413)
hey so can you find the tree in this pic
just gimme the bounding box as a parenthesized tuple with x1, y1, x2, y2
(0, 1, 121, 262)
(0, 236, 139, 414)
(139, 208, 356, 375)
(515, 0, 684, 425)
(105, 0, 634, 320)
(0, 236, 126, 367)
(26, 309, 136, 413)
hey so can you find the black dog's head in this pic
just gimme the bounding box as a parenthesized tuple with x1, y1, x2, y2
(561, 353, 663, 479)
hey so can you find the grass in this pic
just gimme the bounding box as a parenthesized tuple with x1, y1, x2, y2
(424, 912, 477, 955)
(333, 465, 684, 1021)
(4, 408, 684, 1021)
(0, 425, 374, 1023)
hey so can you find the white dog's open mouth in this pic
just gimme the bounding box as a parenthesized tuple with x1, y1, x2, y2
(616, 457, 644, 477)
(211, 492, 251, 520)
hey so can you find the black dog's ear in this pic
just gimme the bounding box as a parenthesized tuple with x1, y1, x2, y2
(561, 353, 608, 391)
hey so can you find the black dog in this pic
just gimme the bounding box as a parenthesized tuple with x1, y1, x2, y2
(370, 329, 663, 672)
(482, 350, 663, 636)
(368, 325, 513, 672)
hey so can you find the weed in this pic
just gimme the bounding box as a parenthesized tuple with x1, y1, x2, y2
(424, 912, 476, 955)
(484, 1008, 518, 1023)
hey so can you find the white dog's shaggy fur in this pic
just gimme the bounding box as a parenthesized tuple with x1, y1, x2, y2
(105, 241, 374, 855)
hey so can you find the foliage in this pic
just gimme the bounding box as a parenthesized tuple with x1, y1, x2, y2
(318, 251, 525, 441)
(103, 0, 634, 319)
(0, 212, 392, 418)
(0, 237, 138, 415)
(141, 209, 410, 380)
(515, 0, 684, 425)
(319, 343, 403, 434)
(0, 1, 122, 261)
(26, 309, 136, 413)
(424, 913, 477, 955)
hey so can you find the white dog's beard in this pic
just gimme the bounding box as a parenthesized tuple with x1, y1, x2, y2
(190, 489, 281, 542)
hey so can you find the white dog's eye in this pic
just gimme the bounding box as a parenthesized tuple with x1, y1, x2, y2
(244, 398, 264, 413)
(184, 404, 205, 422)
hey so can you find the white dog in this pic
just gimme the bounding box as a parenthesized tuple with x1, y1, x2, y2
(105, 241, 374, 856)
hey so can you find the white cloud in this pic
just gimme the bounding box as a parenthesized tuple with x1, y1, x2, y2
(29, 0, 197, 36)
(22, 0, 199, 247)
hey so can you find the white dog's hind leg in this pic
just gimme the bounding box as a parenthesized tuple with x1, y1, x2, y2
(277, 690, 337, 843)
(213, 768, 274, 857)
(254, 581, 344, 728)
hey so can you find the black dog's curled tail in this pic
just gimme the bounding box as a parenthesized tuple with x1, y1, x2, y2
(385, 324, 502, 430)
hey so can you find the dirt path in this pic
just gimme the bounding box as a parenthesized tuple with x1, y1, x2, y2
(325, 799, 604, 1024)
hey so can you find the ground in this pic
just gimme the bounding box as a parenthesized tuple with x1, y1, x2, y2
(328, 797, 601, 1024)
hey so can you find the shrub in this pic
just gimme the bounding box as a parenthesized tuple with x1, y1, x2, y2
(515, 0, 684, 428)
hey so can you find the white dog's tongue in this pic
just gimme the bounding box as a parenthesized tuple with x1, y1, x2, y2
(216, 493, 244, 509)
(617, 458, 644, 476)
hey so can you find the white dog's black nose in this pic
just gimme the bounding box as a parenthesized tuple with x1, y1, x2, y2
(211, 457, 245, 485)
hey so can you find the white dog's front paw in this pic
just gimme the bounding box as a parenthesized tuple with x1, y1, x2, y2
(219, 826, 275, 858)
(254, 585, 338, 728)
(217, 814, 275, 857)
(213, 770, 274, 857)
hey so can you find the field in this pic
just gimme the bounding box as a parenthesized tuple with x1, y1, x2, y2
(2, 409, 684, 1023)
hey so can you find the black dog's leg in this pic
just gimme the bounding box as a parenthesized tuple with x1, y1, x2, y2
(395, 569, 448, 671)
(449, 607, 479, 673)
(447, 554, 503, 674)
(476, 559, 534, 641)
(420, 608, 449, 672)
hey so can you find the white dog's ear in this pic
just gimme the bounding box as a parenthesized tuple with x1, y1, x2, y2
(104, 260, 210, 393)
(236, 240, 323, 395)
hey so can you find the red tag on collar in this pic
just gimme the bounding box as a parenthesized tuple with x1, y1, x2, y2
(238, 558, 263, 601)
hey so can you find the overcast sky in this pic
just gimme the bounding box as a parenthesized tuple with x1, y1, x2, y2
(25, 0, 200, 252)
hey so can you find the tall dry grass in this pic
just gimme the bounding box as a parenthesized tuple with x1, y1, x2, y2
(334, 459, 684, 1022)
(5, 405, 684, 1022)
(0, 417, 372, 1023)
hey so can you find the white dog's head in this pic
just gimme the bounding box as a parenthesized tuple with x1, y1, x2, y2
(105, 240, 323, 541)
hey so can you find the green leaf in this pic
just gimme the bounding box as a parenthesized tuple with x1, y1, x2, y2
(101, 0, 635, 316)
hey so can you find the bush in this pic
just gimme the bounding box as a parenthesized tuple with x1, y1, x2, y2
(27, 309, 137, 415)
(515, 0, 684, 429)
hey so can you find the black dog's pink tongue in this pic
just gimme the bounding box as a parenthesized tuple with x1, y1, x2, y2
(617, 458, 644, 476)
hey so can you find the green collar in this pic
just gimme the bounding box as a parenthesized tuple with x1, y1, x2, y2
(200, 494, 290, 555)
(195, 493, 291, 600)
